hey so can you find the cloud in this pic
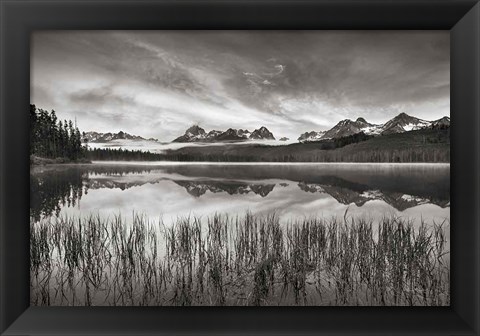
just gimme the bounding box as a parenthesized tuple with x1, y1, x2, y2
(69, 85, 136, 107)
(31, 31, 449, 141)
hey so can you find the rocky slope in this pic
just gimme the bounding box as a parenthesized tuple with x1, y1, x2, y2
(299, 113, 449, 142)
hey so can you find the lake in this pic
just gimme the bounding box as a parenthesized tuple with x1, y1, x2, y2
(30, 162, 450, 226)
(30, 162, 451, 306)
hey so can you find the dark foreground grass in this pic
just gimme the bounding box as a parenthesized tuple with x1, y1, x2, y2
(30, 212, 449, 306)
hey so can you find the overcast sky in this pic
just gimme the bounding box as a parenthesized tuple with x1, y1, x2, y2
(31, 31, 450, 142)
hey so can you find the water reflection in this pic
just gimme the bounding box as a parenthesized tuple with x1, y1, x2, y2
(30, 167, 87, 221)
(30, 163, 450, 224)
(174, 180, 276, 197)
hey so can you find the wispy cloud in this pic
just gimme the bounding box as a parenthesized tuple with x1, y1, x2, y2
(31, 31, 449, 141)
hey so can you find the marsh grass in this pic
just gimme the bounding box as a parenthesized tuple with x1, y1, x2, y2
(30, 212, 449, 306)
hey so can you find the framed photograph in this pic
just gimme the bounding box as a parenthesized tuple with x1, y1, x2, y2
(1, 0, 479, 335)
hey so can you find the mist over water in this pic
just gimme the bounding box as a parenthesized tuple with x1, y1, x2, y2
(86, 139, 298, 153)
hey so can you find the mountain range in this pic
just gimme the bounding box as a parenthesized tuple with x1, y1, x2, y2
(83, 131, 158, 143)
(172, 125, 275, 143)
(174, 112, 448, 144)
(83, 112, 449, 145)
(298, 113, 450, 142)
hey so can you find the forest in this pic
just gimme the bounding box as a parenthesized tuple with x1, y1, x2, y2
(86, 148, 165, 161)
(30, 104, 85, 161)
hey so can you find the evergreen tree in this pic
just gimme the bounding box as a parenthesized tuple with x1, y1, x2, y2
(30, 104, 86, 161)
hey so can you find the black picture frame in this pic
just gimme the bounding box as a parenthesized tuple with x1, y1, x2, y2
(1, 0, 479, 335)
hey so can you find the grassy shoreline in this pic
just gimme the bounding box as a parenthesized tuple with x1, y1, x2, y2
(30, 155, 92, 166)
(30, 212, 449, 306)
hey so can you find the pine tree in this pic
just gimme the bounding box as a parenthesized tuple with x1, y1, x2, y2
(30, 104, 86, 161)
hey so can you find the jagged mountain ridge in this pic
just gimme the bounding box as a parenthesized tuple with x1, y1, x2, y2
(172, 125, 275, 143)
(83, 131, 158, 143)
(84, 113, 449, 144)
(323, 117, 382, 139)
(298, 113, 450, 142)
(381, 112, 431, 135)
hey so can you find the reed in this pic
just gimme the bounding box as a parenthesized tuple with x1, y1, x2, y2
(30, 212, 449, 306)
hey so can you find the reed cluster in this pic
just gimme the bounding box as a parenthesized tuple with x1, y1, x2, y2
(30, 212, 449, 306)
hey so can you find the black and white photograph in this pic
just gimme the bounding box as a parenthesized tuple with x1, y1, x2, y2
(30, 30, 450, 306)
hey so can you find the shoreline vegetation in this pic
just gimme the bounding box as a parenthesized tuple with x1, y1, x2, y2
(30, 212, 450, 306)
(30, 155, 91, 166)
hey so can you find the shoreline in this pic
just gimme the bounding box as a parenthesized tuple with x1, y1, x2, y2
(30, 155, 92, 166)
(91, 160, 451, 166)
(30, 156, 451, 167)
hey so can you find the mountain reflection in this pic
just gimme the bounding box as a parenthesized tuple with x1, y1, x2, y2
(174, 180, 275, 197)
(30, 164, 450, 220)
(297, 182, 449, 211)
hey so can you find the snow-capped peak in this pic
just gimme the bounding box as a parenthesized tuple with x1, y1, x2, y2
(296, 112, 448, 142)
(298, 131, 326, 142)
(380, 112, 431, 134)
(172, 125, 275, 142)
(83, 131, 157, 143)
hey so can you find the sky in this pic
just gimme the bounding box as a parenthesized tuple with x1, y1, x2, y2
(31, 31, 450, 142)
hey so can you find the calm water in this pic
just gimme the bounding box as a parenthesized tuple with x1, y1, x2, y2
(30, 162, 450, 226)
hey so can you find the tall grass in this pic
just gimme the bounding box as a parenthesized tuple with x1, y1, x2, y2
(30, 212, 449, 306)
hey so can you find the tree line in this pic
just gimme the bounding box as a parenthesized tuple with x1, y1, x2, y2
(157, 148, 449, 163)
(30, 104, 85, 160)
(86, 148, 165, 161)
